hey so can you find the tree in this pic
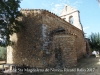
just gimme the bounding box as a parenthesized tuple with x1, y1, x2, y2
(0, 0, 22, 47)
(0, 47, 6, 60)
(97, 0, 100, 3)
(89, 32, 100, 51)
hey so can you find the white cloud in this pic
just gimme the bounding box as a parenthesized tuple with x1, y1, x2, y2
(50, 0, 68, 15)
(55, 3, 61, 7)
(42, 3, 48, 8)
(99, 3, 100, 7)
(42, 0, 83, 15)
(71, 0, 82, 9)
(51, 3, 65, 15)
(51, 2, 54, 5)
(83, 26, 90, 31)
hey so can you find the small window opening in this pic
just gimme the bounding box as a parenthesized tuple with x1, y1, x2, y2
(66, 6, 67, 11)
(69, 16, 74, 25)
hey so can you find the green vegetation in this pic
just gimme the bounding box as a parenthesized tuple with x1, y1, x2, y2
(0, 0, 22, 47)
(89, 32, 100, 51)
(0, 47, 6, 60)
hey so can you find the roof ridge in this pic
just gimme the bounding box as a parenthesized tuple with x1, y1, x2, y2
(20, 9, 82, 32)
(20, 8, 63, 21)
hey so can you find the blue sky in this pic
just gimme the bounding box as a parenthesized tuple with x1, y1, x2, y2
(20, 0, 100, 37)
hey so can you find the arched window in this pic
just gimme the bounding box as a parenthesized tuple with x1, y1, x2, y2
(69, 16, 74, 25)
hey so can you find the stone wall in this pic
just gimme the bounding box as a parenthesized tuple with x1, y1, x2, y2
(41, 10, 86, 59)
(7, 9, 86, 68)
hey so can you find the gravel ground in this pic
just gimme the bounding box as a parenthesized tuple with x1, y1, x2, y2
(41, 55, 100, 75)
(0, 55, 100, 75)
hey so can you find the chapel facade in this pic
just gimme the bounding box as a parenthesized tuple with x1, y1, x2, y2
(7, 5, 91, 68)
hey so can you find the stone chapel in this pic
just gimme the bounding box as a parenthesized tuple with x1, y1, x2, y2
(7, 5, 91, 68)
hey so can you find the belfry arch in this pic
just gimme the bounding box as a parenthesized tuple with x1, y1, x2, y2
(60, 4, 83, 31)
(69, 16, 74, 25)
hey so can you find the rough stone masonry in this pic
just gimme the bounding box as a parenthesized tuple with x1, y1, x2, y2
(7, 5, 91, 68)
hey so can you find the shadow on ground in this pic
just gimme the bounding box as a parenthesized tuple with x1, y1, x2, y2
(0, 56, 100, 75)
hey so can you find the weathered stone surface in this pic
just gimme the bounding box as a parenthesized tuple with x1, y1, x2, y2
(7, 9, 88, 68)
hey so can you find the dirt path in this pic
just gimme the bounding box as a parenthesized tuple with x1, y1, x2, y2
(65, 56, 100, 75)
(0, 56, 100, 75)
(41, 56, 100, 75)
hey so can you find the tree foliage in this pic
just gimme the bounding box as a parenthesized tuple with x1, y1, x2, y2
(0, 0, 22, 47)
(97, 0, 100, 3)
(0, 47, 6, 60)
(89, 32, 100, 51)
